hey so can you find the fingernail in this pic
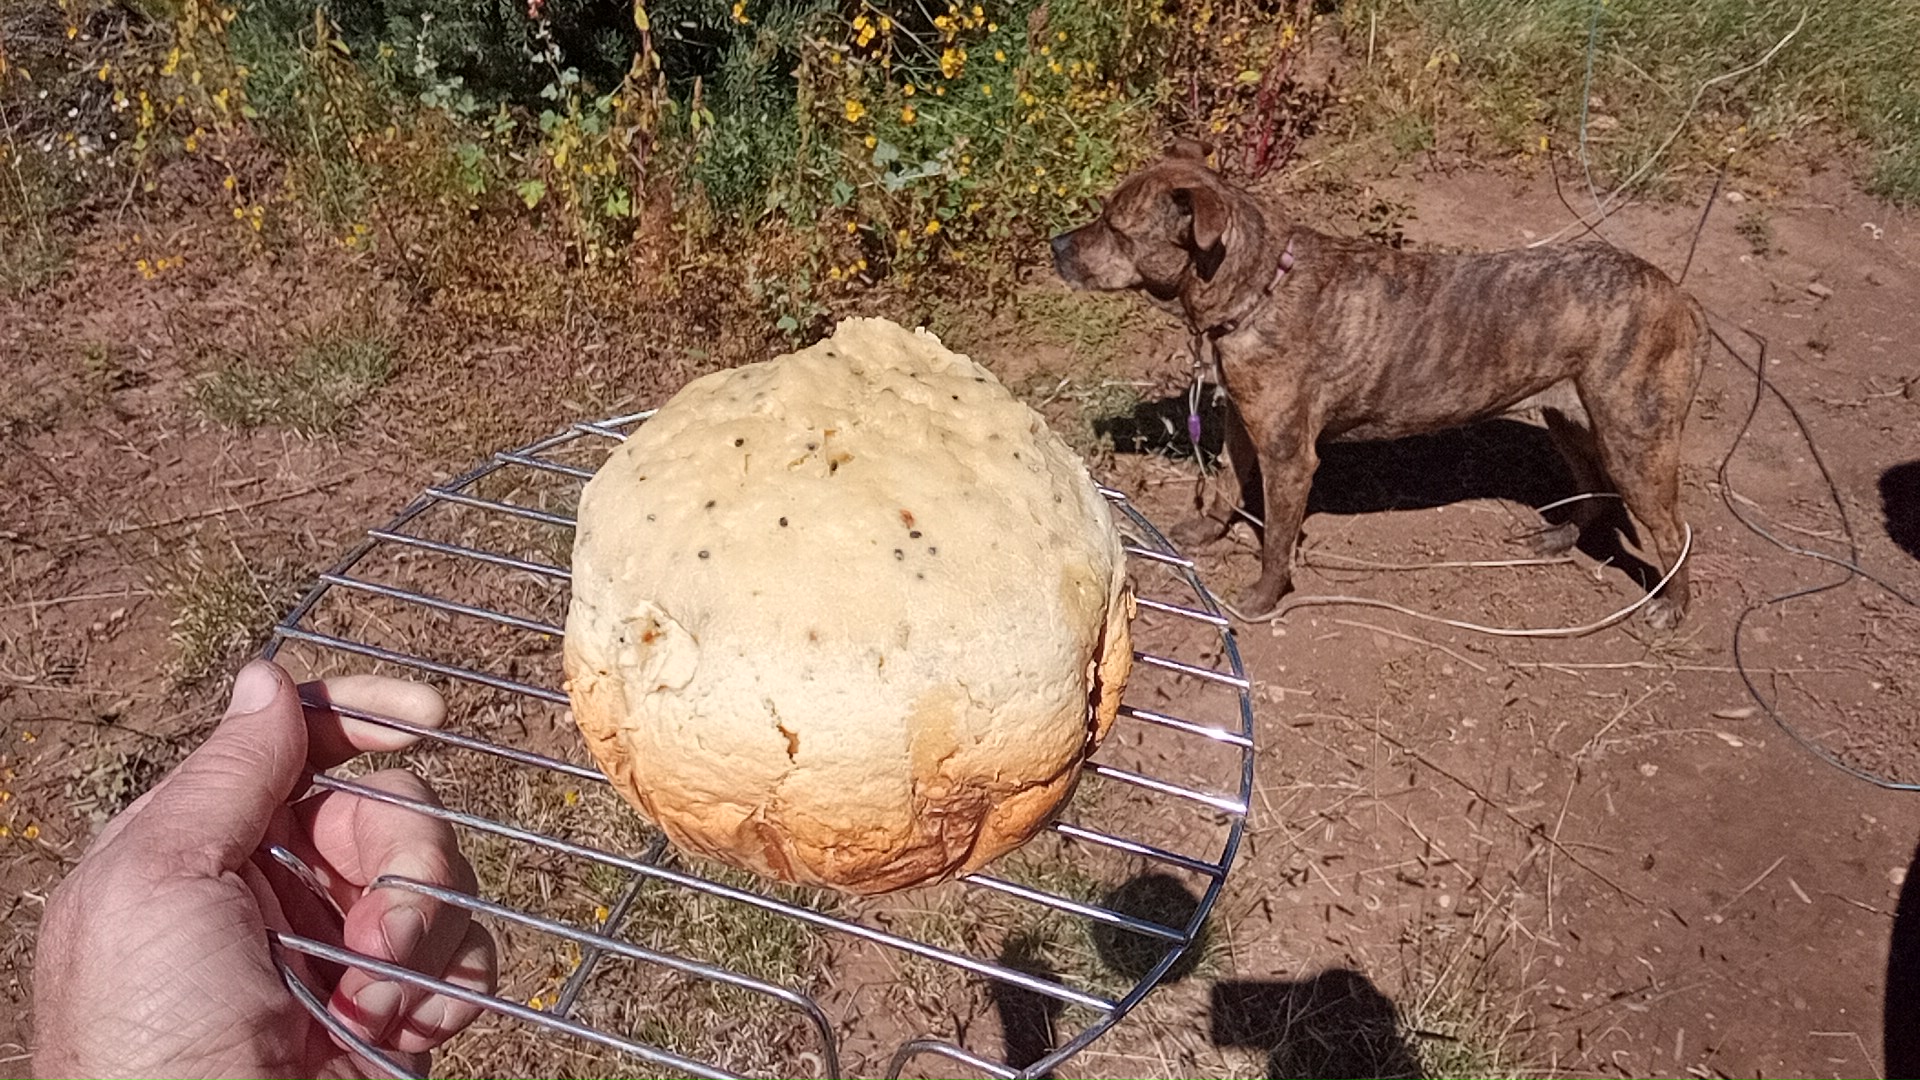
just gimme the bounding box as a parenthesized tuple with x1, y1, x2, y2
(229, 660, 283, 715)
(382, 904, 428, 963)
(350, 980, 404, 1042)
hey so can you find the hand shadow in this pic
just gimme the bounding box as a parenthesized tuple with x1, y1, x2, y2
(1211, 968, 1424, 1079)
(993, 873, 1213, 1077)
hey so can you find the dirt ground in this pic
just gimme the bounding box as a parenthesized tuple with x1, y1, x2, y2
(3, 149, 1918, 1079)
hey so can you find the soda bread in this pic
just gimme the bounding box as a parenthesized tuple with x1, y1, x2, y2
(563, 318, 1133, 893)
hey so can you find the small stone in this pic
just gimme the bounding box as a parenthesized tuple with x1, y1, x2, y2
(1806, 282, 1833, 299)
(1724, 190, 1747, 203)
(1638, 762, 1660, 778)
(1894, 867, 1908, 887)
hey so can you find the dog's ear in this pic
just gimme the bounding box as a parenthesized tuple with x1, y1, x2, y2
(1167, 137, 1213, 164)
(1173, 184, 1229, 255)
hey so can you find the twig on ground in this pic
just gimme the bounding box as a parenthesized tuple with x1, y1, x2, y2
(1710, 855, 1787, 919)
(57, 475, 362, 545)
(1360, 721, 1648, 905)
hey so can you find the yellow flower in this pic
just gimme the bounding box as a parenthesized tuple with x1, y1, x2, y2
(895, 228, 911, 244)
(994, 49, 1006, 63)
(981, 83, 992, 96)
(96, 62, 112, 81)
(731, 0, 749, 23)
(879, 16, 892, 31)
(22, 824, 39, 841)
(844, 98, 867, 122)
(935, 85, 945, 96)
(854, 257, 868, 270)
(863, 134, 878, 148)
(1034, 165, 1046, 176)
(988, 21, 998, 31)
(856, 22, 876, 46)
(1055, 29, 1067, 41)
(971, 6, 984, 20)
(939, 47, 963, 78)
(594, 905, 612, 922)
(845, 220, 859, 233)
(564, 789, 581, 806)
(853, 13, 869, 28)
(903, 82, 915, 96)
(923, 219, 941, 235)
(900, 104, 916, 123)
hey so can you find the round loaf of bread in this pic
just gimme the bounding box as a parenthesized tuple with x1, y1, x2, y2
(563, 317, 1133, 894)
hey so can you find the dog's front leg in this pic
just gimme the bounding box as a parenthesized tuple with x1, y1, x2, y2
(1239, 415, 1318, 615)
(1172, 395, 1259, 549)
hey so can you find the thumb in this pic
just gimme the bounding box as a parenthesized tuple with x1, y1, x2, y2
(112, 659, 311, 874)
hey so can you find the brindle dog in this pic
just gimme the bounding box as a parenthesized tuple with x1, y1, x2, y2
(1052, 141, 1707, 627)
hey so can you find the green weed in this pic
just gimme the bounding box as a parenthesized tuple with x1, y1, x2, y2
(195, 330, 394, 434)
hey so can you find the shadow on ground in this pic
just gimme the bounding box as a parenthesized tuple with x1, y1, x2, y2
(1881, 460, 1920, 563)
(1211, 968, 1424, 1079)
(992, 872, 1211, 1076)
(1096, 391, 1655, 586)
(1888, 835, 1920, 1079)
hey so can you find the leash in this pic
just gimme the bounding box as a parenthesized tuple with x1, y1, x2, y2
(1184, 236, 1297, 479)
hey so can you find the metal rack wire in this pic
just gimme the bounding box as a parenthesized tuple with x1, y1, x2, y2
(261, 410, 1256, 1079)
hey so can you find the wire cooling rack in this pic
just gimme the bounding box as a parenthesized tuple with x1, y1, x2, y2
(260, 409, 1256, 1079)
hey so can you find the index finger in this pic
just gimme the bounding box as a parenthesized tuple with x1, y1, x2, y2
(298, 675, 448, 770)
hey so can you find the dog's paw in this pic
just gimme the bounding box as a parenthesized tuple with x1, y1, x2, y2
(1527, 520, 1581, 557)
(1232, 575, 1291, 619)
(1641, 594, 1685, 631)
(1169, 515, 1231, 550)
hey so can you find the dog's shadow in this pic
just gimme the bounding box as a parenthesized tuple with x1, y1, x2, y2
(1098, 390, 1656, 586)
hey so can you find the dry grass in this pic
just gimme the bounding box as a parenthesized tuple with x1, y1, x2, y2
(158, 550, 304, 686)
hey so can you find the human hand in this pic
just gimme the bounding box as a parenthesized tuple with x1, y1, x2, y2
(33, 660, 498, 1078)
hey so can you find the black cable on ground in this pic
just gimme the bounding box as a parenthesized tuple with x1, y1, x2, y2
(1708, 319, 1920, 792)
